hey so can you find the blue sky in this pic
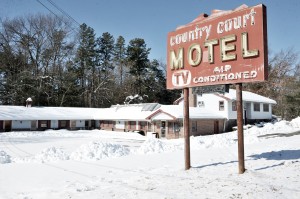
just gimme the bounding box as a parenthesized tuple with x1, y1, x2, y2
(1, 0, 300, 61)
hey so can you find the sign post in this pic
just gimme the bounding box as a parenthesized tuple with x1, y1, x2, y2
(236, 83, 245, 173)
(183, 88, 191, 170)
(166, 4, 267, 173)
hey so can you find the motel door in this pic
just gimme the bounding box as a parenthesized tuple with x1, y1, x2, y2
(214, 120, 219, 134)
(161, 121, 166, 138)
(4, 121, 12, 132)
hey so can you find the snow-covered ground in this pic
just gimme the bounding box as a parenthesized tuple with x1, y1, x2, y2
(1, 118, 300, 199)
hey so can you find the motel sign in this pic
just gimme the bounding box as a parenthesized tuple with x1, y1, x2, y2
(167, 4, 267, 89)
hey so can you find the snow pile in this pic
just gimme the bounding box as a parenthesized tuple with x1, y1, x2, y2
(14, 147, 69, 163)
(96, 130, 146, 140)
(191, 132, 237, 149)
(34, 147, 69, 163)
(70, 141, 130, 161)
(290, 117, 300, 128)
(134, 138, 181, 154)
(246, 120, 296, 136)
(1, 130, 88, 139)
(0, 150, 11, 164)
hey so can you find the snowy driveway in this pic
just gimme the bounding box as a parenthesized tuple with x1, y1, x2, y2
(1, 119, 300, 199)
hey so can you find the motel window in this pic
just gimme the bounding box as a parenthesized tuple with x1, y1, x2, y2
(103, 121, 110, 127)
(40, 120, 48, 128)
(31, 121, 37, 128)
(232, 101, 237, 111)
(60, 120, 67, 128)
(219, 101, 225, 111)
(254, 103, 260, 112)
(263, 104, 269, 112)
(198, 101, 205, 108)
(70, 120, 76, 128)
(139, 121, 147, 129)
(129, 121, 136, 129)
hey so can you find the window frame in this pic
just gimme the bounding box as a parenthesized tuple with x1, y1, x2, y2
(40, 120, 48, 128)
(263, 103, 269, 112)
(219, 101, 225, 111)
(254, 103, 260, 112)
(232, 101, 237, 111)
(198, 101, 205, 108)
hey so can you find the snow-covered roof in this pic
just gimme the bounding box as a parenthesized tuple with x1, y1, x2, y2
(147, 105, 225, 121)
(0, 103, 225, 122)
(174, 89, 276, 105)
(93, 103, 161, 121)
(0, 106, 99, 120)
(217, 89, 277, 104)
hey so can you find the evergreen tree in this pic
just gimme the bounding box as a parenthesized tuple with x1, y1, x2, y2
(95, 32, 115, 107)
(114, 36, 126, 86)
(112, 36, 128, 104)
(126, 38, 150, 95)
(97, 32, 115, 73)
(145, 59, 180, 104)
(74, 23, 97, 107)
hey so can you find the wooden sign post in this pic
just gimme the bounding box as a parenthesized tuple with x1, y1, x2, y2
(236, 83, 245, 173)
(183, 88, 191, 170)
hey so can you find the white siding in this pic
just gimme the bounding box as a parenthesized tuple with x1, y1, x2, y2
(151, 112, 174, 121)
(51, 120, 58, 129)
(196, 94, 229, 119)
(249, 103, 272, 119)
(95, 120, 100, 128)
(76, 120, 85, 128)
(115, 121, 125, 129)
(12, 120, 31, 129)
(227, 100, 237, 119)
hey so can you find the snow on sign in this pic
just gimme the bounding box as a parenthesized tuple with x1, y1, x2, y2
(166, 4, 268, 89)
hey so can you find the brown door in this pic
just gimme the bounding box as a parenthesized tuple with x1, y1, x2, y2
(0, 121, 3, 131)
(161, 121, 166, 137)
(4, 121, 12, 132)
(214, 120, 219, 134)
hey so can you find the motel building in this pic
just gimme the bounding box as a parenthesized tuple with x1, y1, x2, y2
(0, 89, 276, 139)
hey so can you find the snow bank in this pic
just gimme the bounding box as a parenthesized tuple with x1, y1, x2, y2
(34, 147, 69, 163)
(14, 147, 69, 163)
(0, 130, 89, 138)
(246, 120, 297, 137)
(3, 117, 300, 164)
(291, 117, 300, 128)
(134, 138, 181, 154)
(70, 141, 130, 161)
(0, 130, 146, 143)
(191, 133, 237, 149)
(0, 150, 11, 164)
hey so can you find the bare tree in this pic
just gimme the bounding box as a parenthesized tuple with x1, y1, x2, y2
(0, 14, 76, 106)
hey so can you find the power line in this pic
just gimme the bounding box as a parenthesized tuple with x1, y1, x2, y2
(46, 0, 81, 27)
(35, 0, 61, 19)
(35, 0, 80, 35)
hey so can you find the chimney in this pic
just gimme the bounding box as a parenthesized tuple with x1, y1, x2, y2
(26, 98, 32, 108)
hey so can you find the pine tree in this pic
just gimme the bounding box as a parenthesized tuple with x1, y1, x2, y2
(94, 32, 115, 107)
(114, 36, 126, 86)
(126, 38, 150, 95)
(145, 59, 181, 104)
(75, 23, 97, 107)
